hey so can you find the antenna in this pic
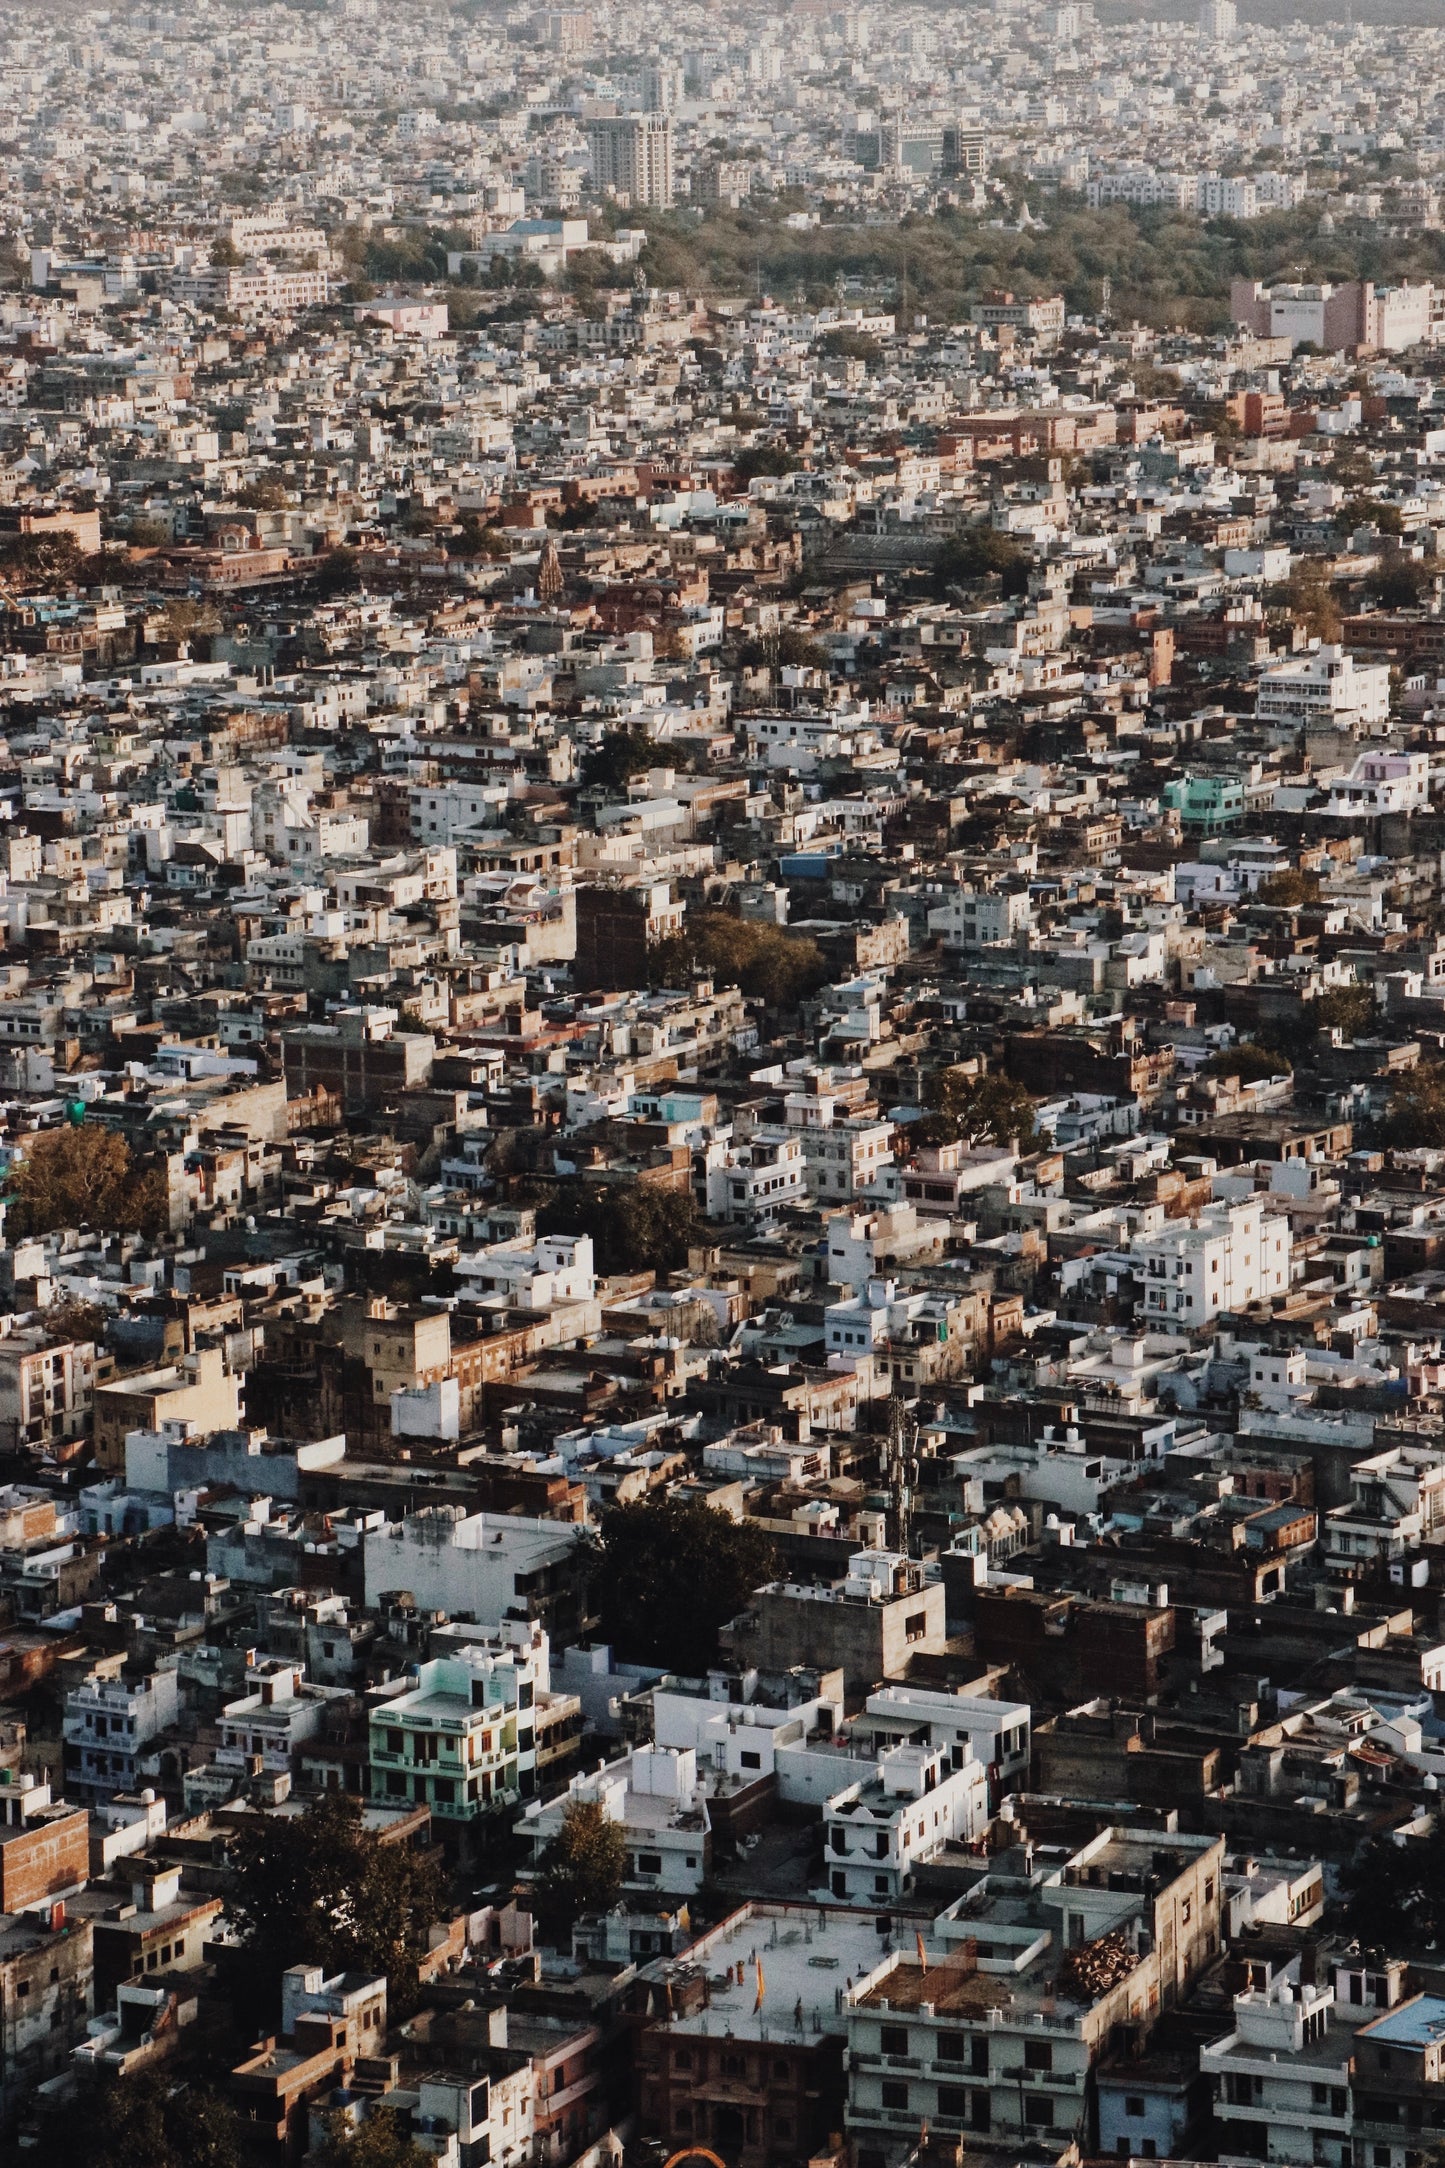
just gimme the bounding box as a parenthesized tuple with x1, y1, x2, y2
(884, 1388, 919, 1555)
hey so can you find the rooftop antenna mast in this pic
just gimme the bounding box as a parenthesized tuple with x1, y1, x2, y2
(885, 1388, 920, 1556)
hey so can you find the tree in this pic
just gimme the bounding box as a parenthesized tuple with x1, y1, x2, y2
(0, 529, 83, 591)
(917, 1067, 1037, 1149)
(1313, 983, 1379, 1036)
(934, 527, 1030, 599)
(731, 441, 798, 483)
(310, 546, 367, 596)
(1278, 560, 1341, 643)
(648, 911, 828, 1013)
(5, 1125, 168, 1240)
(579, 725, 657, 792)
(739, 624, 828, 674)
(1379, 1063, 1445, 1151)
(1373, 558, 1430, 610)
(819, 328, 883, 364)
(536, 1179, 701, 1277)
(43, 1295, 108, 1346)
(589, 1495, 779, 1673)
(234, 477, 290, 511)
(228, 1793, 444, 2022)
(532, 1798, 628, 1939)
(1256, 868, 1321, 907)
(317, 2108, 432, 2168)
(40, 2072, 242, 2168)
(1204, 1042, 1291, 1083)
(1345, 1833, 1445, 1951)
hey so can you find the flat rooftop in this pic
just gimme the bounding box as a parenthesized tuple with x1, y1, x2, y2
(856, 1957, 1013, 2018)
(1361, 1997, 1445, 2049)
(659, 1905, 895, 2042)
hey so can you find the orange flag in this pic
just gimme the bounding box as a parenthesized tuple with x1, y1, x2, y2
(754, 1955, 766, 2013)
(916, 1930, 929, 1974)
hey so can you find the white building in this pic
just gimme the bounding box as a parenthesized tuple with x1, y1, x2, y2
(703, 1129, 807, 1224)
(362, 1506, 584, 1622)
(1256, 645, 1392, 734)
(927, 887, 1032, 949)
(1133, 1198, 1292, 1327)
(587, 115, 674, 208)
(853, 1684, 1032, 1797)
(370, 1630, 546, 1825)
(454, 1231, 596, 1311)
(1201, 1964, 1353, 2168)
(517, 1745, 711, 1897)
(64, 1666, 181, 1800)
(822, 1741, 988, 1903)
(1324, 749, 1431, 816)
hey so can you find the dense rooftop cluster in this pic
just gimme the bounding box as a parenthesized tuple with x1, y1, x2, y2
(7, 8, 1445, 2168)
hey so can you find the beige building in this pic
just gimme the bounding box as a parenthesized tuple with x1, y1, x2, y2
(0, 1330, 102, 1453)
(724, 1550, 947, 1694)
(93, 1347, 242, 1473)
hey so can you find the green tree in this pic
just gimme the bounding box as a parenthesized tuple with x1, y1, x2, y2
(532, 1797, 629, 1939)
(228, 1793, 444, 2023)
(819, 328, 883, 364)
(1373, 558, 1431, 610)
(1339, 496, 1403, 537)
(310, 546, 367, 596)
(5, 1126, 168, 1240)
(731, 441, 798, 483)
(536, 1179, 701, 1277)
(1256, 868, 1321, 907)
(1345, 1833, 1445, 1950)
(317, 2107, 432, 2168)
(1204, 1042, 1292, 1083)
(649, 911, 828, 1012)
(934, 527, 1029, 599)
(917, 1067, 1037, 1149)
(234, 477, 290, 511)
(1379, 1063, 1445, 1150)
(40, 2072, 242, 2168)
(589, 1495, 778, 1672)
(0, 529, 83, 591)
(1278, 561, 1340, 643)
(1313, 983, 1379, 1035)
(579, 725, 658, 792)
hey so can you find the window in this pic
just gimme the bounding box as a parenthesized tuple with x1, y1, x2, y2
(880, 2026, 909, 2057)
(936, 2031, 967, 2066)
(1025, 2040, 1052, 2073)
(881, 2082, 909, 2112)
(637, 1851, 663, 1876)
(1127, 2097, 1145, 2118)
(938, 2088, 970, 2123)
(741, 1750, 761, 1770)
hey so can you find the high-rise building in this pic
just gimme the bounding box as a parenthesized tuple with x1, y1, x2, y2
(1199, 0, 1237, 38)
(542, 9, 592, 55)
(587, 115, 674, 209)
(640, 62, 683, 111)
